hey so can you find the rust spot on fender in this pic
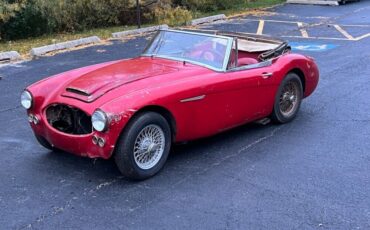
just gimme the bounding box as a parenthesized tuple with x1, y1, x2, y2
(107, 109, 138, 126)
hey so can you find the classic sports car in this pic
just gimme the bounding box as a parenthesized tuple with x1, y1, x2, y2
(21, 29, 319, 180)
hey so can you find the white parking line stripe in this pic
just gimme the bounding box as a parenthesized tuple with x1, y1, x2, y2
(237, 18, 301, 24)
(297, 22, 309, 38)
(354, 33, 370, 41)
(240, 18, 370, 26)
(329, 24, 370, 27)
(257, 20, 265, 35)
(194, 20, 369, 41)
(333, 25, 355, 40)
(282, 35, 351, 41)
(236, 18, 370, 28)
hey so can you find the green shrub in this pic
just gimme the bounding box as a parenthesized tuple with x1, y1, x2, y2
(152, 6, 192, 26)
(1, 0, 137, 40)
(0, 1, 24, 39)
(176, 0, 247, 12)
(33, 0, 135, 32)
(0, 0, 272, 41)
(0, 1, 21, 23)
(1, 0, 51, 40)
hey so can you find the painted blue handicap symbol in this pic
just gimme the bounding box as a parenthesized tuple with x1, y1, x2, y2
(290, 42, 337, 52)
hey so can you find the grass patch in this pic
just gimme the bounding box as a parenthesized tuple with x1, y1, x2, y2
(193, 0, 284, 18)
(0, 0, 283, 56)
(0, 25, 143, 56)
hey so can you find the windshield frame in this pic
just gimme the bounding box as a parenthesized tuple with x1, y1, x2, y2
(141, 29, 234, 72)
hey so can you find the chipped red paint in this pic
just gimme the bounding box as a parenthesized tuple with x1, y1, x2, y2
(25, 53, 319, 159)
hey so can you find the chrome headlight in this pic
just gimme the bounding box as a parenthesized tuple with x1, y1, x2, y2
(92, 110, 108, 132)
(21, 90, 33, 109)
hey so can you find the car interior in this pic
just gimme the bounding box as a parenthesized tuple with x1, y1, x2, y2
(197, 30, 288, 70)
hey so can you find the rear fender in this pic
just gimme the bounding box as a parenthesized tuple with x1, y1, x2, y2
(272, 54, 319, 97)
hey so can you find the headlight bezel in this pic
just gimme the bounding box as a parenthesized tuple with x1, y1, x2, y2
(21, 90, 33, 109)
(91, 109, 109, 132)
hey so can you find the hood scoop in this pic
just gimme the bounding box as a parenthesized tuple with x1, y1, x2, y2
(66, 87, 91, 96)
(62, 59, 178, 102)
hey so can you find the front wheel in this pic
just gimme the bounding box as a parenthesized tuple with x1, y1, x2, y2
(35, 135, 53, 150)
(271, 73, 303, 123)
(114, 112, 171, 180)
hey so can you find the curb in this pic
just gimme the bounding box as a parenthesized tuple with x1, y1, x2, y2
(0, 51, 21, 62)
(30, 36, 101, 57)
(286, 0, 339, 5)
(191, 14, 227, 26)
(112, 25, 169, 38)
(2, 10, 262, 61)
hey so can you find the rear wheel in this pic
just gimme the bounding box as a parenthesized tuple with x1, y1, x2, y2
(114, 112, 171, 180)
(271, 73, 303, 123)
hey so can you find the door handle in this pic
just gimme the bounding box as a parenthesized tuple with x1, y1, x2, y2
(261, 72, 273, 79)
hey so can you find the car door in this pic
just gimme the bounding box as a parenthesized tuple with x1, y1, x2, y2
(233, 63, 277, 116)
(172, 63, 276, 141)
(206, 66, 272, 129)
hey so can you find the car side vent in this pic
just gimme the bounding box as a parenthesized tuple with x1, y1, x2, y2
(66, 87, 91, 96)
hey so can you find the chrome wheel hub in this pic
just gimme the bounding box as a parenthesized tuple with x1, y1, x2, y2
(133, 124, 165, 170)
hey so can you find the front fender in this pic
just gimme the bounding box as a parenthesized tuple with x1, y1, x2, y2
(98, 87, 176, 151)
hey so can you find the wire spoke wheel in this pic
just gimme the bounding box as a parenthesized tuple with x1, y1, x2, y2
(279, 80, 299, 117)
(133, 124, 165, 170)
(114, 112, 171, 180)
(271, 73, 303, 124)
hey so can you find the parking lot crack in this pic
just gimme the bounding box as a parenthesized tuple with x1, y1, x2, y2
(0, 105, 21, 114)
(237, 127, 281, 154)
(171, 127, 282, 187)
(18, 176, 124, 230)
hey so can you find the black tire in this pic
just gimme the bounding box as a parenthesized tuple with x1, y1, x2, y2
(114, 112, 172, 180)
(35, 135, 53, 150)
(271, 73, 303, 124)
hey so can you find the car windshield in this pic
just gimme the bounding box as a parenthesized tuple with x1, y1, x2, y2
(143, 30, 231, 71)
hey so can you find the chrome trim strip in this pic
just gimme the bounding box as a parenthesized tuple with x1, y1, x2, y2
(227, 60, 272, 72)
(180, 95, 206, 103)
(222, 37, 233, 71)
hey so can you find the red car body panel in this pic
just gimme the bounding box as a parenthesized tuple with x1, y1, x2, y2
(26, 51, 319, 159)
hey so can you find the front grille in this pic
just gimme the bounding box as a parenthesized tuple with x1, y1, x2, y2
(46, 104, 92, 135)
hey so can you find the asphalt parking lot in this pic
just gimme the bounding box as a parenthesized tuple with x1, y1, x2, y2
(1, 1, 370, 229)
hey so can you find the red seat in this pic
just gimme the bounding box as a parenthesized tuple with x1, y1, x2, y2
(237, 57, 258, 67)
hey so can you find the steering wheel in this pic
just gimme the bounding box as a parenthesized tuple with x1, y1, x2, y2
(199, 50, 224, 62)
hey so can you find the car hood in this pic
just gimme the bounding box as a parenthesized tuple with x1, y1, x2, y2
(61, 58, 179, 102)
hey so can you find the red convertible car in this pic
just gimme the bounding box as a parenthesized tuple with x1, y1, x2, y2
(21, 29, 319, 180)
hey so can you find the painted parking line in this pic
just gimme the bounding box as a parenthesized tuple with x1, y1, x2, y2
(283, 32, 370, 41)
(256, 20, 265, 35)
(297, 22, 309, 38)
(282, 35, 351, 41)
(333, 25, 355, 40)
(213, 18, 370, 41)
(354, 33, 370, 40)
(334, 24, 370, 28)
(237, 18, 299, 24)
